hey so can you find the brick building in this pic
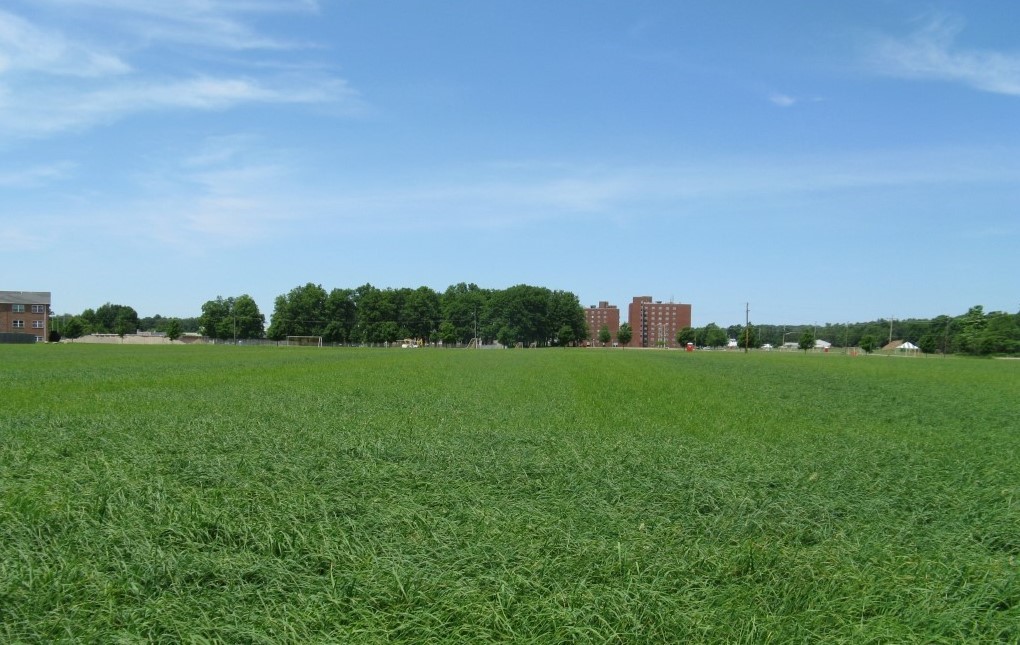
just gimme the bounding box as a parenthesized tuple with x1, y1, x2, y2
(627, 296, 692, 348)
(584, 301, 620, 346)
(0, 291, 51, 343)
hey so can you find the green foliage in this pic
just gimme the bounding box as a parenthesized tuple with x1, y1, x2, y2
(1, 347, 1018, 641)
(165, 319, 182, 342)
(200, 295, 265, 340)
(859, 335, 877, 354)
(81, 303, 139, 334)
(676, 326, 696, 346)
(556, 324, 575, 347)
(700, 323, 727, 348)
(617, 322, 632, 346)
(437, 321, 458, 347)
(738, 323, 757, 349)
(598, 325, 612, 346)
(62, 316, 85, 340)
(267, 283, 328, 340)
(798, 328, 815, 351)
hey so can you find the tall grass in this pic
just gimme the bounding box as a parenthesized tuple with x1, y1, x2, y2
(1, 345, 1017, 641)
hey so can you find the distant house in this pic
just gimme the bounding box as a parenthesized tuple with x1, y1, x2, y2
(814, 339, 832, 350)
(0, 291, 50, 343)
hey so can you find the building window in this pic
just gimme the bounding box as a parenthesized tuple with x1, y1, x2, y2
(13, 320, 25, 328)
(32, 305, 45, 313)
(32, 320, 44, 328)
(13, 304, 25, 313)
(34, 336, 43, 343)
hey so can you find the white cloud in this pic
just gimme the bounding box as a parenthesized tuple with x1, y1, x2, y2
(30, 0, 320, 51)
(0, 9, 130, 77)
(868, 14, 1020, 96)
(0, 74, 361, 137)
(0, 161, 75, 187)
(0, 3, 360, 138)
(768, 92, 797, 107)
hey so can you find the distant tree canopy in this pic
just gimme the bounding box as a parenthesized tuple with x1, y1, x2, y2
(673, 306, 1018, 356)
(200, 295, 265, 340)
(56, 296, 1019, 356)
(74, 303, 140, 335)
(265, 282, 587, 347)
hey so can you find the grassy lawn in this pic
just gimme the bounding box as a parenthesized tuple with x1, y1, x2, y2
(1, 345, 1017, 641)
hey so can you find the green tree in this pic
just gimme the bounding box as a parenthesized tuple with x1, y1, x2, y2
(496, 325, 520, 348)
(702, 323, 727, 348)
(547, 290, 587, 347)
(917, 332, 939, 355)
(954, 305, 987, 354)
(438, 321, 458, 347)
(676, 326, 696, 346)
(441, 283, 489, 344)
(403, 286, 441, 341)
(859, 335, 877, 354)
(63, 317, 85, 340)
(323, 288, 356, 344)
(114, 314, 133, 338)
(353, 284, 398, 344)
(483, 285, 549, 347)
(798, 328, 815, 352)
(165, 319, 182, 342)
(738, 324, 757, 350)
(267, 283, 328, 340)
(90, 303, 139, 334)
(231, 295, 265, 339)
(598, 325, 612, 346)
(617, 323, 632, 347)
(557, 324, 575, 347)
(201, 295, 265, 341)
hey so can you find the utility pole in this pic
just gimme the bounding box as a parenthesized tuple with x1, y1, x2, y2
(744, 302, 750, 353)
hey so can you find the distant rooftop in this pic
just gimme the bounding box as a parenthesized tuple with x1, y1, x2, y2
(0, 291, 51, 305)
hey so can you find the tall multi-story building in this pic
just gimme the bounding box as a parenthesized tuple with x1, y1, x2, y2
(584, 301, 620, 346)
(0, 291, 51, 343)
(627, 296, 692, 348)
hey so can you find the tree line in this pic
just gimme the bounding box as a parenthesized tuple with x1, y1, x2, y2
(260, 282, 587, 347)
(676, 305, 1020, 355)
(52, 295, 1018, 355)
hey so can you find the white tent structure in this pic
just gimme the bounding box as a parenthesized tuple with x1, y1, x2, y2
(898, 341, 920, 355)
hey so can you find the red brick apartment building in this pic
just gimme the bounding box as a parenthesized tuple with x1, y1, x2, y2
(584, 301, 620, 346)
(627, 296, 692, 348)
(0, 291, 50, 343)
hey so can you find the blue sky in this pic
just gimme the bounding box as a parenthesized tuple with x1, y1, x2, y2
(2, 1, 1018, 327)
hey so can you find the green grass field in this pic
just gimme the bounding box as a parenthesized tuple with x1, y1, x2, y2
(2, 345, 1017, 642)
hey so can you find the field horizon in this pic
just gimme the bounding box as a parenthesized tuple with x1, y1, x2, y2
(2, 344, 1017, 641)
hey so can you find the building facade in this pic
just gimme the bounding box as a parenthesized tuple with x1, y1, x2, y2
(627, 296, 692, 348)
(0, 291, 51, 343)
(584, 301, 620, 346)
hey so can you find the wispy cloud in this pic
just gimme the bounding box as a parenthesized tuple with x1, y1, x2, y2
(768, 92, 797, 107)
(867, 14, 1020, 96)
(0, 2, 361, 138)
(0, 74, 361, 137)
(0, 9, 130, 76)
(30, 0, 320, 50)
(0, 161, 75, 187)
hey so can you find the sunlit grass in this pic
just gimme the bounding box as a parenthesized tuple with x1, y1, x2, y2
(1, 345, 1017, 641)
